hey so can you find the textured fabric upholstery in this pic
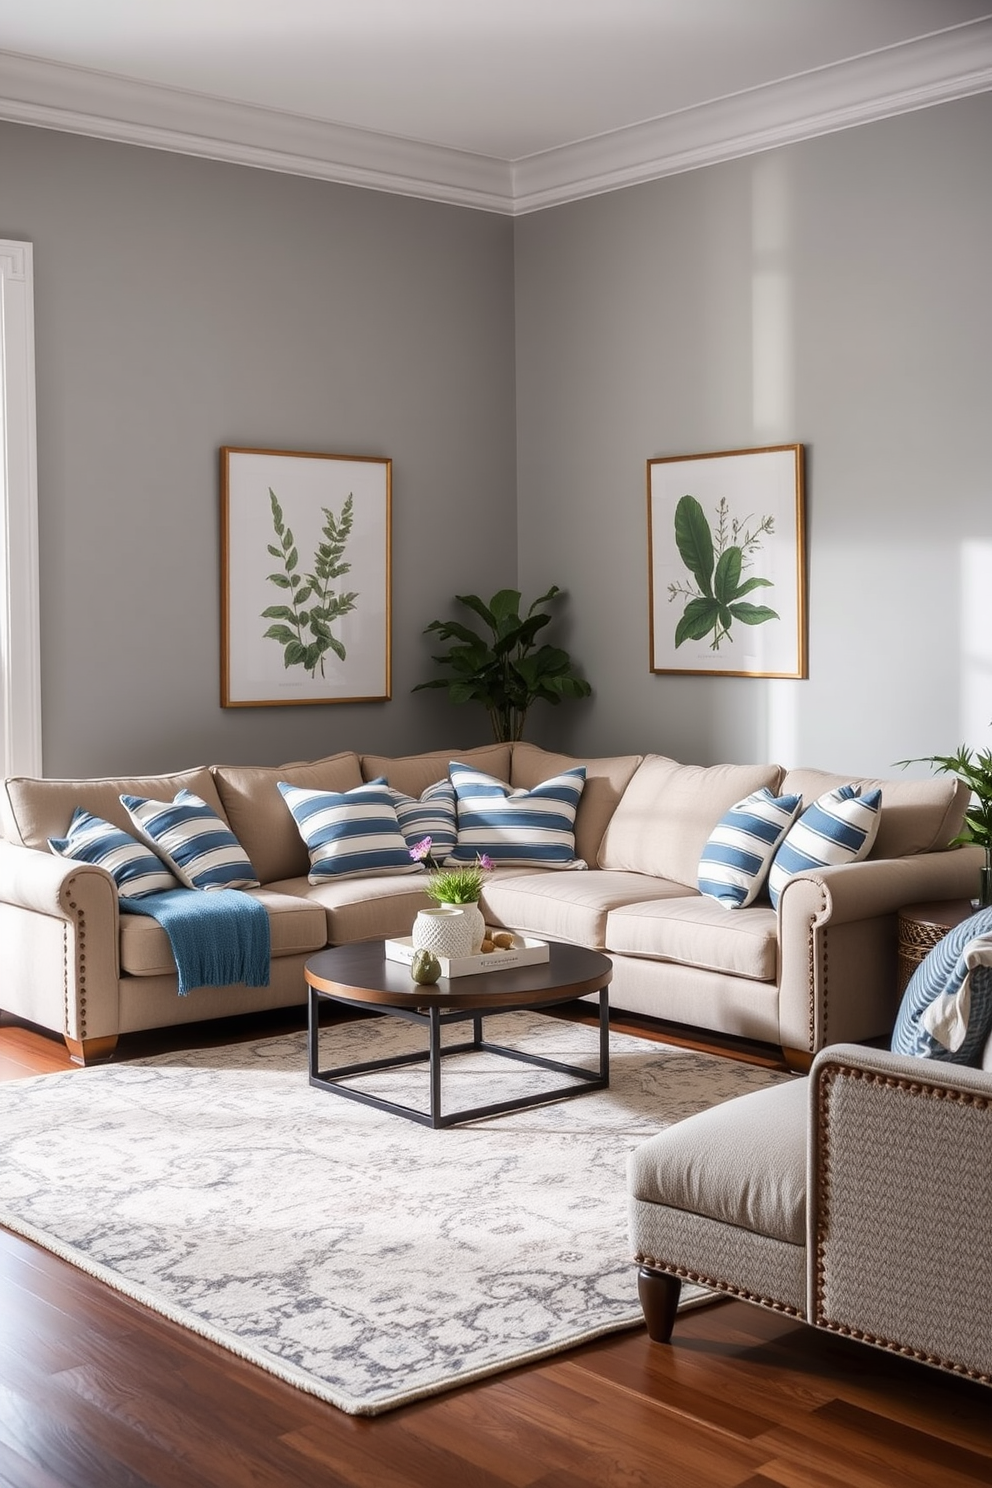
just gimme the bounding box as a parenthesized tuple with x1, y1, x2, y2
(1, 766, 227, 852)
(811, 1045, 992, 1383)
(605, 896, 778, 981)
(509, 742, 643, 869)
(481, 870, 688, 948)
(779, 767, 968, 860)
(211, 753, 363, 886)
(598, 756, 783, 885)
(359, 744, 512, 797)
(266, 872, 438, 945)
(628, 1076, 807, 1244)
(629, 1198, 807, 1316)
(119, 889, 327, 976)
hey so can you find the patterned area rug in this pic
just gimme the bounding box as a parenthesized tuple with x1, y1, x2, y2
(0, 1013, 790, 1414)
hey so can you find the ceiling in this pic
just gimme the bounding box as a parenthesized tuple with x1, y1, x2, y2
(1, 1, 990, 213)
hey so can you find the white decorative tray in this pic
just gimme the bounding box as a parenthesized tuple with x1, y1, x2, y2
(384, 934, 550, 979)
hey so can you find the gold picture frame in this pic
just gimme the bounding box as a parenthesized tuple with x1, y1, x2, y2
(647, 444, 806, 679)
(221, 446, 391, 707)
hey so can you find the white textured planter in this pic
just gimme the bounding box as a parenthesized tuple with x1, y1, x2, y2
(440, 900, 486, 954)
(412, 907, 474, 959)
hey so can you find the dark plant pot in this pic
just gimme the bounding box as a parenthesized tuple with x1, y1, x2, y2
(980, 864, 992, 910)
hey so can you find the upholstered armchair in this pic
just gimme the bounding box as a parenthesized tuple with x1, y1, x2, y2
(628, 1043, 992, 1386)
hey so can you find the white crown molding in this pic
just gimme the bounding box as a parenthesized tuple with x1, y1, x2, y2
(0, 19, 990, 217)
(0, 50, 515, 213)
(513, 18, 992, 213)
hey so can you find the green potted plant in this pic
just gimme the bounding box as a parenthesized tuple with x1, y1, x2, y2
(412, 586, 591, 743)
(899, 739, 992, 907)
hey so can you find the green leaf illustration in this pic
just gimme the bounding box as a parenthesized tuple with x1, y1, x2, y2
(674, 496, 714, 598)
(261, 488, 359, 679)
(669, 494, 778, 652)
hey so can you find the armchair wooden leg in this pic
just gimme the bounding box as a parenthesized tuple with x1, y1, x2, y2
(637, 1265, 682, 1342)
(64, 1034, 118, 1066)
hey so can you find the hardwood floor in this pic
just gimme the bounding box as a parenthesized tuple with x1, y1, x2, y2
(2, 1009, 990, 1488)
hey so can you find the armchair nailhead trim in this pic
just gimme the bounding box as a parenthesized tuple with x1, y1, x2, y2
(633, 1252, 804, 1319)
(814, 1061, 992, 1387)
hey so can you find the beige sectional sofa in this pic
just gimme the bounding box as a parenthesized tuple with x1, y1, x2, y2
(0, 740, 981, 1068)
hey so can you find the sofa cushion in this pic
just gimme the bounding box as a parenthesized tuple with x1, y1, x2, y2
(779, 767, 968, 860)
(119, 888, 327, 977)
(697, 788, 802, 908)
(509, 742, 643, 869)
(1, 766, 227, 853)
(767, 785, 881, 909)
(279, 780, 422, 881)
(598, 756, 783, 886)
(891, 910, 992, 1064)
(481, 870, 691, 949)
(121, 789, 261, 891)
(605, 895, 779, 981)
(360, 744, 512, 797)
(211, 753, 363, 885)
(447, 761, 586, 869)
(48, 808, 179, 899)
(627, 1076, 807, 1245)
(266, 872, 444, 945)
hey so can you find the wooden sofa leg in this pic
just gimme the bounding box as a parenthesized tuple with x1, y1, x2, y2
(637, 1265, 682, 1342)
(64, 1034, 118, 1066)
(782, 1046, 813, 1074)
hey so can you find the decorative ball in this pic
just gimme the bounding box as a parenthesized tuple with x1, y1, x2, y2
(410, 948, 442, 985)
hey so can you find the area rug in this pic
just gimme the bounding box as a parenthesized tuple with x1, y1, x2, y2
(0, 1013, 790, 1414)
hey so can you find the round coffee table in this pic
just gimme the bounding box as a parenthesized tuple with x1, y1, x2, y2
(305, 940, 613, 1128)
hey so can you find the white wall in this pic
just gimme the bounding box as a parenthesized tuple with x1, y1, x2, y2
(514, 93, 992, 778)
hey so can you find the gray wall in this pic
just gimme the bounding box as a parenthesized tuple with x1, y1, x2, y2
(514, 93, 992, 778)
(0, 122, 517, 776)
(3, 92, 992, 782)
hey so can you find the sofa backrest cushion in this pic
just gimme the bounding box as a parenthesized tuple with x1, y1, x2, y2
(1, 766, 227, 853)
(360, 744, 511, 797)
(211, 752, 363, 885)
(509, 742, 643, 868)
(779, 767, 969, 859)
(598, 755, 783, 887)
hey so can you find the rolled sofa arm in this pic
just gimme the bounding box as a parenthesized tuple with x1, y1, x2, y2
(776, 845, 983, 1056)
(808, 1043, 992, 1385)
(0, 838, 121, 1046)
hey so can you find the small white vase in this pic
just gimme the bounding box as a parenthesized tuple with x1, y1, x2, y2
(441, 900, 486, 955)
(412, 907, 474, 960)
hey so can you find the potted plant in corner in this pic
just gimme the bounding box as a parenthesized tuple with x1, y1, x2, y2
(412, 586, 591, 743)
(899, 737, 992, 907)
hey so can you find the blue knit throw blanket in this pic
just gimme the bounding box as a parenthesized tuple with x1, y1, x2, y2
(121, 888, 271, 996)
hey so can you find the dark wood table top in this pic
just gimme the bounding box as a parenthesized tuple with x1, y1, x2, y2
(304, 940, 613, 1012)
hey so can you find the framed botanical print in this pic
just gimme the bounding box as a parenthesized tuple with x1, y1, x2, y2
(647, 444, 806, 678)
(221, 447, 391, 706)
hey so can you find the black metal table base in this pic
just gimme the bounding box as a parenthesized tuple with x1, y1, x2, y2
(308, 987, 610, 1128)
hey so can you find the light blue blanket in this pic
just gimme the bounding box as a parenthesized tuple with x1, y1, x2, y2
(121, 888, 271, 996)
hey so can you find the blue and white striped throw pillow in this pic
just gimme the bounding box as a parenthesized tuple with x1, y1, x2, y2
(121, 789, 260, 891)
(767, 784, 882, 909)
(446, 761, 586, 869)
(698, 788, 802, 908)
(386, 779, 457, 860)
(278, 779, 422, 881)
(891, 910, 992, 1064)
(48, 807, 179, 899)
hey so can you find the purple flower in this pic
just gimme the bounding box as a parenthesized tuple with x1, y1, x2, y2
(478, 854, 495, 873)
(409, 836, 433, 863)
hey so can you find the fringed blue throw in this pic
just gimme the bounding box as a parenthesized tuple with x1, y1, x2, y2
(121, 888, 271, 995)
